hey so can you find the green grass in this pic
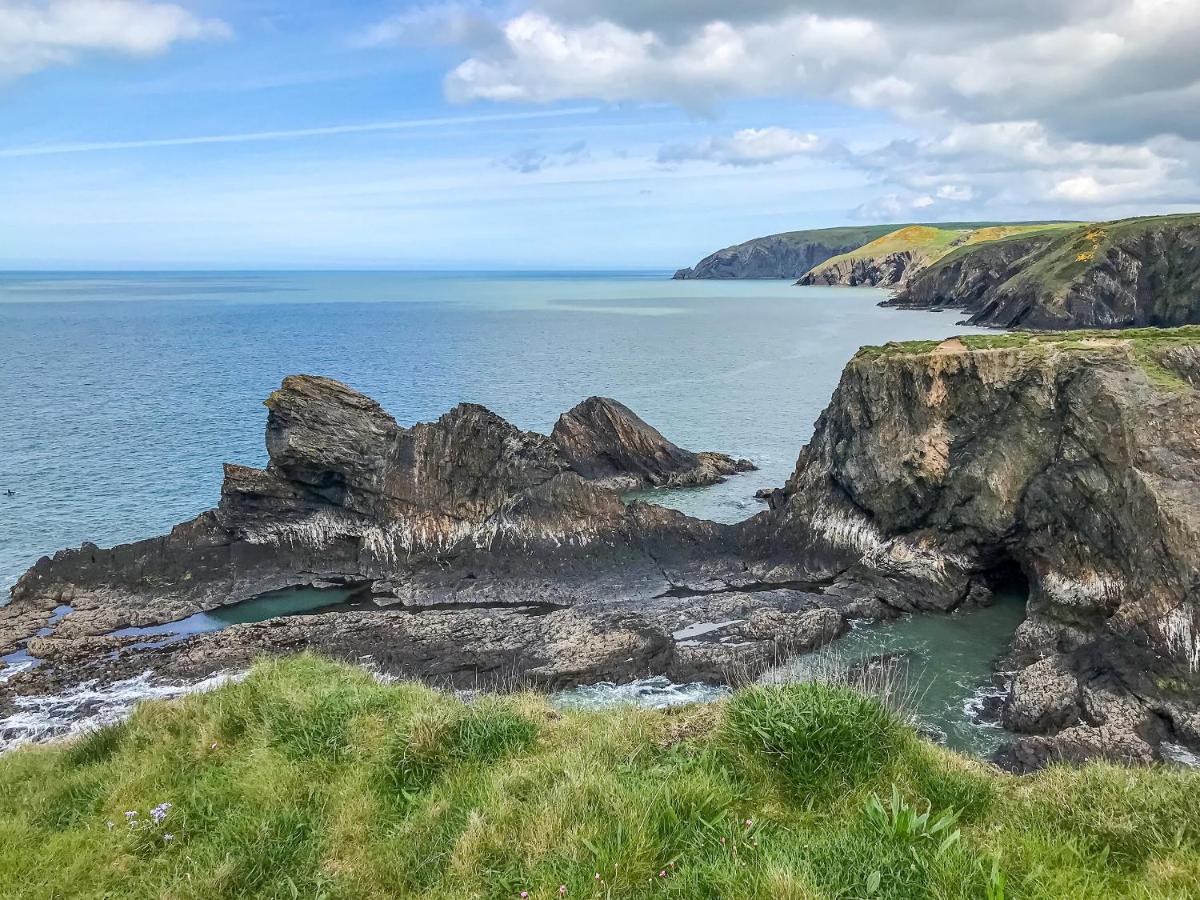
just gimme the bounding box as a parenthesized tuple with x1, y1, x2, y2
(854, 325, 1200, 391)
(720, 221, 1079, 255)
(805, 222, 1078, 279)
(1, 654, 1199, 898)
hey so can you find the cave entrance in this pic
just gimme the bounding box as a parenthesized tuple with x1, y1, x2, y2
(979, 554, 1031, 610)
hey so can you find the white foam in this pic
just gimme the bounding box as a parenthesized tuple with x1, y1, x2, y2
(0, 670, 244, 753)
(552, 676, 729, 711)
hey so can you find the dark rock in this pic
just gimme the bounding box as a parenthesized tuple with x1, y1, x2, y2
(551, 396, 754, 490)
(673, 235, 864, 280)
(889, 217, 1200, 330)
(797, 250, 920, 288)
(745, 331, 1200, 764)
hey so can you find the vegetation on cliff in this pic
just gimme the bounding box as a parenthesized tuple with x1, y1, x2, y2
(2, 655, 1200, 899)
(800, 223, 1074, 287)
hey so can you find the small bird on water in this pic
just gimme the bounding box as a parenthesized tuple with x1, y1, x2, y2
(3, 489, 14, 496)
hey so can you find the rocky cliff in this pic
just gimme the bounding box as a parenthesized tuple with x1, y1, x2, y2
(889, 215, 1200, 330)
(673, 225, 902, 279)
(747, 329, 1200, 765)
(796, 250, 921, 288)
(2, 378, 754, 650)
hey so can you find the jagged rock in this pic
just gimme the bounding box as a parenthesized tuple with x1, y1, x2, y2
(2, 377, 752, 660)
(797, 251, 920, 288)
(745, 329, 1200, 765)
(551, 396, 754, 490)
(1002, 658, 1082, 733)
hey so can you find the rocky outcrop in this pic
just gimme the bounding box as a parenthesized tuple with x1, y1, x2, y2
(796, 250, 920, 288)
(551, 397, 754, 490)
(744, 330, 1200, 766)
(889, 216, 1200, 330)
(884, 233, 1057, 314)
(2, 377, 755, 661)
(673, 228, 898, 279)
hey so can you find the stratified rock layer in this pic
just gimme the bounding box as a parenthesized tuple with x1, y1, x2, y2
(2, 378, 753, 655)
(745, 329, 1200, 765)
(890, 216, 1200, 330)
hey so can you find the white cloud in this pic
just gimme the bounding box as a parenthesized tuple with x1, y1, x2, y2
(420, 0, 1200, 215)
(0, 0, 228, 79)
(658, 127, 826, 167)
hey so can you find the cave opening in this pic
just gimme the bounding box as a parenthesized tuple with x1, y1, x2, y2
(980, 553, 1031, 609)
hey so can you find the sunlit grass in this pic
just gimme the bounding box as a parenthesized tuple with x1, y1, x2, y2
(0, 654, 1197, 898)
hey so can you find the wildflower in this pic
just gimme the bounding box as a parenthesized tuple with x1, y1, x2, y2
(150, 802, 172, 823)
(105, 821, 114, 830)
(163, 833, 174, 842)
(559, 886, 567, 897)
(210, 742, 218, 750)
(659, 871, 666, 878)
(594, 874, 601, 881)
(124, 811, 138, 820)
(519, 893, 528, 898)
(744, 818, 752, 828)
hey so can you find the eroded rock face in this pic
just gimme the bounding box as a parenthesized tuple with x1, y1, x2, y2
(552, 397, 754, 490)
(745, 332, 1200, 766)
(889, 218, 1200, 330)
(796, 251, 920, 288)
(673, 235, 861, 279)
(3, 377, 752, 659)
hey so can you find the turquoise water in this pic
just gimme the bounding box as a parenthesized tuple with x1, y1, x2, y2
(0, 270, 994, 595)
(555, 596, 1026, 757)
(107, 587, 361, 650)
(774, 593, 1028, 756)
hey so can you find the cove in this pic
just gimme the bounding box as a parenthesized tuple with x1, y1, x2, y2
(559, 591, 1027, 757)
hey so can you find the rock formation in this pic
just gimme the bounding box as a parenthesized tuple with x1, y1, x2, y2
(672, 226, 906, 279)
(796, 250, 921, 288)
(551, 396, 754, 490)
(745, 330, 1200, 766)
(8, 328, 1200, 769)
(2, 377, 755, 658)
(889, 215, 1200, 330)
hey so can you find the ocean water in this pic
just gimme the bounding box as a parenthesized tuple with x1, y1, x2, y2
(0, 270, 992, 594)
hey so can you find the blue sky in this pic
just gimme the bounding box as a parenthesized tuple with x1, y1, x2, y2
(1, 0, 1197, 269)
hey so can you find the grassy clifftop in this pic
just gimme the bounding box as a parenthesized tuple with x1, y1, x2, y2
(804, 222, 1077, 283)
(2, 655, 1199, 898)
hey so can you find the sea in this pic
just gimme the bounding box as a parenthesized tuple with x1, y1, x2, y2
(1, 271, 1024, 755)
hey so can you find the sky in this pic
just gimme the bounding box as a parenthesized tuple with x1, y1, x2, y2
(0, 0, 1198, 269)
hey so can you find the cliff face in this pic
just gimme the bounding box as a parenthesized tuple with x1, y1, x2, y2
(891, 217, 1200, 330)
(747, 331, 1200, 765)
(673, 235, 860, 280)
(796, 250, 920, 288)
(884, 233, 1057, 313)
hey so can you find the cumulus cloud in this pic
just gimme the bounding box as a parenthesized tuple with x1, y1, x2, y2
(0, 0, 227, 79)
(658, 127, 827, 167)
(413, 0, 1200, 213)
(443, 1, 1200, 146)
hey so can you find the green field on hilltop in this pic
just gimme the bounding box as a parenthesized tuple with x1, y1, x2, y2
(1, 655, 1198, 899)
(808, 222, 1079, 276)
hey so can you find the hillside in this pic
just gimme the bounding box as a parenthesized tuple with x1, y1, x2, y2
(3, 654, 1200, 899)
(674, 222, 1076, 281)
(890, 214, 1200, 329)
(672, 225, 904, 279)
(797, 223, 1076, 288)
